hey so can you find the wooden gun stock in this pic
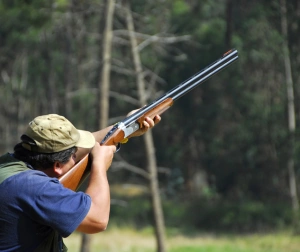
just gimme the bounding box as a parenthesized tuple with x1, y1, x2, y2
(59, 154, 91, 191)
(101, 98, 174, 146)
(59, 49, 239, 191)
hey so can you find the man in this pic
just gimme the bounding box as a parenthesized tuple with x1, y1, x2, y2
(0, 113, 160, 251)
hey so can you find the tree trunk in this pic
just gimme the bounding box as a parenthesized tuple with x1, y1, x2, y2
(17, 52, 28, 136)
(75, 0, 88, 129)
(99, 0, 116, 128)
(64, 22, 73, 117)
(80, 233, 91, 252)
(80, 1, 116, 251)
(225, 0, 233, 49)
(124, 1, 167, 251)
(280, 0, 299, 225)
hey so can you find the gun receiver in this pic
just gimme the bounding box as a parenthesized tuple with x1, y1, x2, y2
(59, 49, 238, 190)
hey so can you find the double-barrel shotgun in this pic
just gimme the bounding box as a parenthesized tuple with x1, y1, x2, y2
(59, 49, 239, 191)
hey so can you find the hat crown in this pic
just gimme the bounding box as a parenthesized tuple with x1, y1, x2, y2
(23, 114, 79, 153)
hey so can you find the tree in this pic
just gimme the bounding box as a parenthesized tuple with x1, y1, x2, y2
(81, 0, 116, 251)
(99, 0, 116, 129)
(280, 0, 299, 226)
(124, 1, 167, 251)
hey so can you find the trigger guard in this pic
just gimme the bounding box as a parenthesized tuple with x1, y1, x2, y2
(115, 143, 121, 153)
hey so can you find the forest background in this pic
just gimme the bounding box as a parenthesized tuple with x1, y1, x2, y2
(1, 0, 300, 251)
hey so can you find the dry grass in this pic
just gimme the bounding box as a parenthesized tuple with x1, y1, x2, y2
(64, 227, 155, 252)
(64, 227, 300, 252)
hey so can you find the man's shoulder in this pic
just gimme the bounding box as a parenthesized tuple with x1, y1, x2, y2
(0, 153, 31, 184)
(0, 153, 22, 164)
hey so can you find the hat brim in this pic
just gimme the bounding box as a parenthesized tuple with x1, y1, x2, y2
(76, 130, 96, 149)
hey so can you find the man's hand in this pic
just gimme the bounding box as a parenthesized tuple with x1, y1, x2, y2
(91, 108, 161, 146)
(90, 143, 116, 171)
(126, 109, 161, 138)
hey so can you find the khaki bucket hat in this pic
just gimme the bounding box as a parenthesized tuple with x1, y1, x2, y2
(21, 114, 95, 153)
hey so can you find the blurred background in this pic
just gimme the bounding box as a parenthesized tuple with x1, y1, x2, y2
(1, 0, 300, 251)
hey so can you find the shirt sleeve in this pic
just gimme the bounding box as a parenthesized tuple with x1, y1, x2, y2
(21, 171, 92, 237)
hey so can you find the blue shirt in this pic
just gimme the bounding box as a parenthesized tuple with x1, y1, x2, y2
(0, 154, 91, 251)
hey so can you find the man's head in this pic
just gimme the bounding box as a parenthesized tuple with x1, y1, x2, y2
(21, 114, 95, 153)
(14, 114, 95, 174)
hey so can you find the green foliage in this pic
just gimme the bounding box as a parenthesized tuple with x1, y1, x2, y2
(0, 0, 51, 48)
(54, 0, 69, 8)
(184, 199, 292, 232)
(110, 196, 153, 228)
(109, 196, 293, 233)
(172, 0, 190, 16)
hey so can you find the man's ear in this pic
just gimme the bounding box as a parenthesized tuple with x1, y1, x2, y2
(53, 161, 64, 176)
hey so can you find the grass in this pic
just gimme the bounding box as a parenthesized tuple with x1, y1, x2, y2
(64, 227, 300, 252)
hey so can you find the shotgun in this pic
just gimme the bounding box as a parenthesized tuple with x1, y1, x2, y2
(59, 49, 239, 191)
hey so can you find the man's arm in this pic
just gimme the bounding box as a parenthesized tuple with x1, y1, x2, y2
(76, 143, 115, 233)
(75, 114, 160, 233)
(75, 114, 161, 162)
